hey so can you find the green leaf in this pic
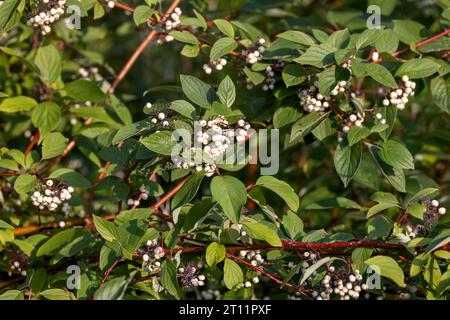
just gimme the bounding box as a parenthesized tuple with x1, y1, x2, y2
(160, 260, 180, 299)
(395, 58, 441, 79)
(243, 67, 265, 85)
(140, 131, 177, 156)
(325, 29, 350, 49)
(352, 61, 397, 88)
(218, 76, 236, 107)
(379, 140, 414, 170)
(378, 105, 397, 141)
(93, 215, 120, 242)
(0, 159, 18, 171)
(0, 219, 14, 230)
(273, 106, 302, 129)
(14, 174, 37, 194)
(370, 146, 406, 193)
(333, 141, 362, 187)
(0, 0, 20, 32)
(169, 31, 199, 45)
(213, 19, 235, 38)
(51, 233, 94, 264)
(210, 176, 247, 223)
(94, 276, 128, 300)
(347, 126, 370, 146)
(181, 44, 200, 58)
(437, 270, 450, 296)
(430, 76, 450, 113)
(170, 100, 196, 119)
(367, 216, 392, 239)
(410, 252, 430, 277)
(367, 202, 398, 218)
(393, 20, 426, 45)
(290, 112, 329, 142)
(210, 37, 237, 61)
(39, 289, 73, 300)
(282, 211, 304, 239)
(405, 188, 439, 206)
(31, 102, 61, 134)
(206, 242, 226, 267)
(35, 44, 62, 85)
(36, 228, 85, 257)
(317, 66, 349, 96)
(242, 222, 282, 247)
(93, 2, 105, 19)
(282, 64, 307, 88)
(300, 257, 339, 284)
(49, 168, 92, 188)
(117, 219, 147, 258)
(171, 172, 204, 210)
(277, 31, 315, 46)
(375, 29, 399, 53)
(112, 120, 152, 145)
(133, 5, 153, 25)
(255, 176, 299, 212)
(426, 229, 450, 253)
(294, 44, 336, 68)
(223, 258, 243, 290)
(371, 192, 398, 206)
(0, 96, 37, 113)
(42, 132, 68, 160)
(66, 80, 106, 102)
(351, 248, 373, 273)
(0, 290, 24, 300)
(424, 256, 441, 288)
(180, 75, 216, 108)
(355, 29, 383, 49)
(365, 255, 406, 287)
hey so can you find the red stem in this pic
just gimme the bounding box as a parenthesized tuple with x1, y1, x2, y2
(98, 256, 122, 290)
(392, 29, 450, 57)
(227, 253, 309, 297)
(24, 131, 40, 156)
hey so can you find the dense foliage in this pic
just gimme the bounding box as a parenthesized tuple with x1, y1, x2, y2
(0, 0, 449, 301)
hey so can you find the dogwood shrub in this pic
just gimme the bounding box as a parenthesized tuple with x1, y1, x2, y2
(0, 0, 449, 301)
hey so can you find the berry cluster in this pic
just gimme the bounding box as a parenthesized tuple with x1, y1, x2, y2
(171, 116, 251, 177)
(142, 239, 165, 272)
(27, 0, 66, 36)
(145, 103, 170, 127)
(238, 250, 265, 267)
(200, 289, 221, 300)
(331, 80, 349, 96)
(298, 86, 332, 113)
(30, 180, 74, 211)
(164, 7, 182, 31)
(262, 66, 276, 91)
(7, 252, 28, 277)
(342, 112, 365, 133)
(202, 58, 227, 75)
(242, 276, 260, 288)
(178, 263, 206, 289)
(243, 38, 266, 65)
(78, 66, 99, 80)
(374, 112, 387, 125)
(126, 185, 152, 208)
(342, 58, 353, 69)
(422, 199, 447, 231)
(237, 223, 248, 237)
(382, 76, 416, 110)
(312, 266, 366, 300)
(61, 202, 85, 219)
